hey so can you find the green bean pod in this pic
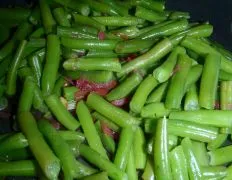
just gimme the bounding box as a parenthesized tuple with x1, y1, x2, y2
(220, 81, 232, 110)
(184, 84, 200, 111)
(126, 148, 138, 180)
(202, 166, 227, 179)
(153, 117, 172, 180)
(141, 102, 170, 118)
(192, 141, 209, 166)
(170, 146, 189, 180)
(130, 75, 158, 114)
(53, 7, 71, 27)
(63, 57, 121, 72)
(28, 54, 42, 87)
(207, 134, 228, 151)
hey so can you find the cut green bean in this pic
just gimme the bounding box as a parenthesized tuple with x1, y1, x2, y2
(106, 72, 143, 101)
(80, 172, 109, 180)
(114, 127, 134, 171)
(45, 94, 80, 130)
(220, 81, 232, 110)
(141, 102, 170, 118)
(79, 144, 127, 180)
(146, 81, 168, 104)
(142, 158, 154, 180)
(53, 8, 71, 27)
(28, 54, 42, 87)
(38, 120, 78, 179)
(184, 84, 199, 111)
(63, 57, 121, 72)
(192, 141, 209, 166)
(181, 137, 202, 179)
(6, 40, 27, 96)
(52, 76, 65, 97)
(130, 75, 158, 114)
(170, 110, 232, 128)
(202, 166, 227, 179)
(61, 37, 119, 50)
(153, 46, 186, 83)
(170, 146, 189, 180)
(115, 39, 155, 54)
(199, 53, 220, 109)
(76, 100, 108, 159)
(135, 6, 167, 22)
(72, 13, 105, 31)
(154, 117, 172, 180)
(207, 134, 228, 151)
(39, 0, 56, 34)
(133, 127, 147, 169)
(117, 38, 173, 77)
(168, 119, 218, 142)
(0, 160, 37, 177)
(126, 148, 138, 180)
(41, 34, 60, 96)
(87, 93, 139, 127)
(18, 112, 60, 179)
(165, 53, 192, 109)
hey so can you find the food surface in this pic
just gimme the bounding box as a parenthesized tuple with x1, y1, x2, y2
(0, 0, 232, 179)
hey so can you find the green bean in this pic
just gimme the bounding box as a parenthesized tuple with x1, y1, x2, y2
(57, 26, 97, 39)
(135, 6, 167, 22)
(83, 0, 119, 16)
(72, 14, 105, 31)
(63, 57, 121, 72)
(199, 54, 220, 109)
(99, 0, 129, 16)
(86, 50, 118, 58)
(27, 38, 46, 49)
(93, 16, 145, 27)
(165, 53, 192, 109)
(76, 100, 108, 159)
(79, 144, 127, 180)
(109, 26, 140, 40)
(18, 112, 60, 179)
(181, 37, 232, 74)
(63, 86, 78, 102)
(28, 54, 42, 87)
(52, 76, 65, 97)
(58, 130, 85, 142)
(41, 34, 61, 96)
(92, 112, 120, 132)
(45, 94, 80, 130)
(71, 24, 99, 36)
(115, 39, 155, 54)
(95, 121, 115, 154)
(117, 38, 173, 77)
(106, 72, 143, 101)
(133, 0, 165, 12)
(220, 81, 232, 110)
(219, 70, 232, 81)
(184, 64, 203, 92)
(0, 148, 32, 162)
(0, 133, 28, 155)
(208, 145, 232, 166)
(67, 140, 81, 157)
(153, 46, 186, 83)
(62, 47, 86, 59)
(207, 134, 228, 151)
(0, 133, 12, 142)
(192, 141, 209, 166)
(154, 117, 172, 180)
(86, 93, 139, 127)
(30, 27, 45, 38)
(142, 158, 154, 180)
(114, 127, 134, 171)
(61, 37, 119, 50)
(138, 19, 188, 40)
(141, 102, 170, 118)
(169, 11, 190, 19)
(130, 75, 158, 113)
(202, 166, 227, 179)
(53, 8, 71, 27)
(146, 81, 168, 104)
(126, 148, 138, 180)
(170, 110, 232, 128)
(80, 172, 109, 180)
(184, 84, 200, 111)
(39, 0, 56, 34)
(38, 120, 78, 179)
(17, 77, 35, 114)
(170, 146, 189, 180)
(0, 160, 37, 177)
(133, 127, 147, 169)
(0, 8, 31, 25)
(168, 119, 218, 142)
(181, 137, 202, 179)
(6, 40, 27, 96)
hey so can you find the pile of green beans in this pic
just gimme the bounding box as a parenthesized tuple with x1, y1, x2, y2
(1, 0, 232, 179)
